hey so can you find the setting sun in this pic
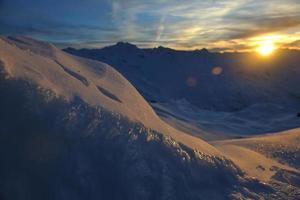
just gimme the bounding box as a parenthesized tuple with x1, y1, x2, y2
(256, 42, 276, 56)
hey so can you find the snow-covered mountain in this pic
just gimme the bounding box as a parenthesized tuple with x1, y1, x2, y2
(0, 36, 217, 153)
(65, 43, 300, 138)
(1, 36, 299, 199)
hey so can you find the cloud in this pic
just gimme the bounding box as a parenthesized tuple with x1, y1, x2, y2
(281, 39, 300, 49)
(224, 15, 300, 39)
(290, 40, 300, 46)
(222, 15, 300, 40)
(0, 0, 299, 50)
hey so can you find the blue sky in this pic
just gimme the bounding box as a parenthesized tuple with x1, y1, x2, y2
(1, 0, 300, 50)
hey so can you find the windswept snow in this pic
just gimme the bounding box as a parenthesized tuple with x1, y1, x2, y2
(0, 77, 253, 199)
(214, 128, 300, 169)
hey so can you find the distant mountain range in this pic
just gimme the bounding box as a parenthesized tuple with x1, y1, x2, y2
(64, 43, 300, 137)
(65, 43, 300, 111)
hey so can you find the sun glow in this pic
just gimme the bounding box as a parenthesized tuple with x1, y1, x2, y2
(253, 35, 280, 56)
(256, 42, 276, 56)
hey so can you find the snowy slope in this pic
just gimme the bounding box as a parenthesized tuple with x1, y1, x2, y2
(214, 128, 300, 170)
(213, 128, 300, 188)
(151, 100, 300, 140)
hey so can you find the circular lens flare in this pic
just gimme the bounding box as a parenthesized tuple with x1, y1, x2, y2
(211, 67, 223, 76)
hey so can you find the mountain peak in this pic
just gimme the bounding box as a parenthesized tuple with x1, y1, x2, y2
(114, 42, 138, 49)
(153, 46, 175, 53)
(196, 48, 210, 54)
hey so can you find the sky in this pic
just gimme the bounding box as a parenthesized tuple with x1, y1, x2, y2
(0, 0, 300, 51)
